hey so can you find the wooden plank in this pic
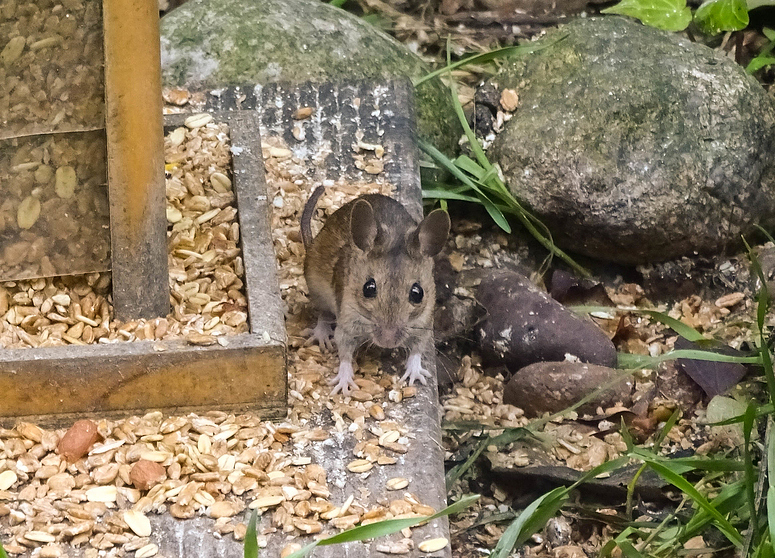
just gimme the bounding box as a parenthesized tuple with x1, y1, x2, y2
(103, 0, 169, 320)
(0, 337, 285, 424)
(0, 111, 287, 425)
(164, 81, 451, 558)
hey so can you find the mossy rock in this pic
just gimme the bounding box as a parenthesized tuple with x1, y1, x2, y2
(489, 16, 775, 264)
(160, 0, 459, 155)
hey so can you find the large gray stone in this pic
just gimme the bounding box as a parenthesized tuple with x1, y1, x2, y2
(489, 16, 775, 264)
(160, 0, 459, 154)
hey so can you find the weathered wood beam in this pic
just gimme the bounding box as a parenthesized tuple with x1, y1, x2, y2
(103, 0, 169, 320)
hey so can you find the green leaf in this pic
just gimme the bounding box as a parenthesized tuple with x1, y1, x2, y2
(638, 310, 707, 343)
(285, 495, 480, 558)
(768, 487, 775, 551)
(568, 306, 709, 343)
(601, 0, 692, 31)
(764, 27, 775, 42)
(617, 540, 647, 558)
(454, 154, 487, 180)
(421, 189, 480, 203)
(244, 510, 259, 558)
(0, 542, 7, 558)
(694, 0, 749, 35)
(418, 139, 511, 233)
(481, 197, 512, 233)
(746, 55, 775, 73)
(617, 349, 761, 370)
(645, 461, 744, 546)
(491, 488, 568, 558)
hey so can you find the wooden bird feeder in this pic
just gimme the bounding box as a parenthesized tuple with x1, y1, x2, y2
(0, 0, 287, 422)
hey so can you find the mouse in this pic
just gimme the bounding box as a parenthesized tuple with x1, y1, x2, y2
(300, 186, 451, 395)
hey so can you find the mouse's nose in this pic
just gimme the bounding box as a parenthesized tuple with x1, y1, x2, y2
(374, 325, 404, 349)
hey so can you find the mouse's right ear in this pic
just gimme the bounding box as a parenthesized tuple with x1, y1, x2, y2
(412, 208, 451, 257)
(350, 200, 377, 252)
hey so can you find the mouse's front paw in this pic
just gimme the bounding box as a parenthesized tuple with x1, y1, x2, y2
(400, 352, 432, 386)
(329, 360, 358, 395)
(302, 317, 335, 352)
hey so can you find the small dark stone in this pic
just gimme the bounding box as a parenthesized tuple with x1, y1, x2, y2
(434, 295, 478, 342)
(503, 361, 633, 417)
(435, 350, 459, 387)
(434, 254, 456, 304)
(476, 270, 617, 370)
(471, 103, 495, 138)
(474, 82, 501, 113)
(674, 337, 747, 397)
(654, 361, 704, 412)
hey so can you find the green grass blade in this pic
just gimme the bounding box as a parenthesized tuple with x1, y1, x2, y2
(418, 139, 511, 233)
(454, 154, 487, 179)
(413, 35, 568, 86)
(756, 224, 775, 245)
(660, 457, 745, 473)
(617, 350, 761, 370)
(705, 404, 774, 426)
(571, 306, 707, 343)
(617, 540, 646, 558)
(481, 197, 512, 233)
(244, 510, 259, 558)
(683, 479, 746, 537)
(645, 461, 743, 547)
(638, 310, 708, 342)
(285, 494, 480, 558)
(0, 541, 7, 558)
(747, 55, 775, 73)
(655, 408, 682, 448)
(491, 487, 568, 558)
(743, 402, 760, 547)
(745, 237, 775, 409)
(446, 436, 490, 490)
(445, 42, 493, 174)
(421, 189, 480, 203)
(768, 488, 775, 550)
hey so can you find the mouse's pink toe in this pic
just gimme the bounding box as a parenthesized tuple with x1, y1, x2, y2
(329, 360, 358, 395)
(400, 352, 432, 386)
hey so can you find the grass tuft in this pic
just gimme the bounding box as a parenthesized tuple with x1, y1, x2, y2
(418, 38, 592, 278)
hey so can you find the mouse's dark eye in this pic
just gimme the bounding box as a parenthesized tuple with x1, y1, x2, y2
(363, 278, 377, 298)
(409, 283, 423, 304)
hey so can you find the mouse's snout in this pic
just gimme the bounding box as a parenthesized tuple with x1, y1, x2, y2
(372, 324, 405, 349)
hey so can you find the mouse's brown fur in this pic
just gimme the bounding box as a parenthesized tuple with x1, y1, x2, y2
(301, 187, 450, 394)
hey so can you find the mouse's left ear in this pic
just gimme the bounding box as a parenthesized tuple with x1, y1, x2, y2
(411, 209, 450, 257)
(351, 199, 377, 252)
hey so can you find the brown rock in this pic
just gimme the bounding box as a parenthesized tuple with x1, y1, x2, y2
(655, 361, 704, 412)
(57, 420, 100, 462)
(130, 460, 167, 491)
(504, 361, 632, 417)
(476, 270, 617, 371)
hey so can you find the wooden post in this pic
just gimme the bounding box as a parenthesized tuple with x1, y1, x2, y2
(103, 0, 169, 320)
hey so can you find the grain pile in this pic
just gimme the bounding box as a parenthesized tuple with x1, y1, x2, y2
(0, 118, 247, 349)
(0, 122, 443, 555)
(0, 0, 105, 138)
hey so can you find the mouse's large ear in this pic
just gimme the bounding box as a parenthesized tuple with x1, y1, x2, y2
(350, 200, 377, 252)
(410, 209, 450, 257)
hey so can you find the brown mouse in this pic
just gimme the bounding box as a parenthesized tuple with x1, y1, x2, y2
(301, 187, 450, 395)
